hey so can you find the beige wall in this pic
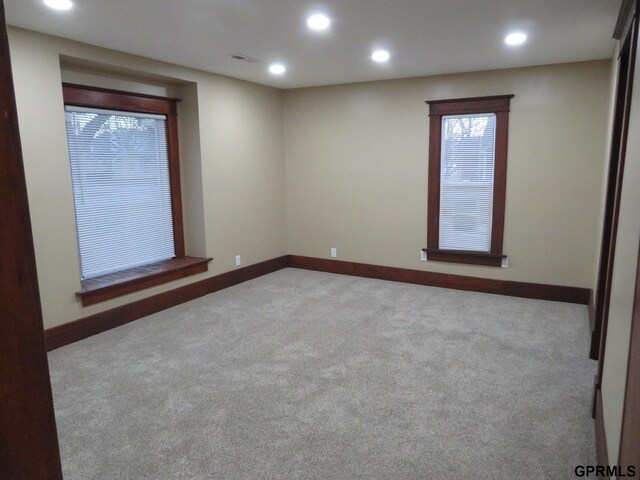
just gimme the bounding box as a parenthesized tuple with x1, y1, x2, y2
(283, 61, 611, 288)
(601, 35, 640, 466)
(8, 27, 612, 334)
(8, 27, 287, 329)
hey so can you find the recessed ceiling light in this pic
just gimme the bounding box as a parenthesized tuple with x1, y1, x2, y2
(44, 0, 73, 10)
(307, 14, 331, 31)
(269, 64, 286, 75)
(371, 50, 390, 63)
(505, 32, 527, 46)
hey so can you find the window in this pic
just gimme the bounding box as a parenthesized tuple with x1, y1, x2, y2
(63, 84, 210, 305)
(424, 95, 513, 267)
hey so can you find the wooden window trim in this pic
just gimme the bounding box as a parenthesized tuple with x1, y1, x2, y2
(76, 257, 213, 306)
(422, 249, 506, 267)
(63, 84, 210, 305)
(425, 94, 513, 267)
(62, 83, 181, 115)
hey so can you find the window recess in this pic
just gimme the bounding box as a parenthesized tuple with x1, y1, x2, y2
(424, 95, 513, 267)
(63, 84, 211, 305)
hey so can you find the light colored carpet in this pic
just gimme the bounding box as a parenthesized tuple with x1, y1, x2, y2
(48, 268, 596, 480)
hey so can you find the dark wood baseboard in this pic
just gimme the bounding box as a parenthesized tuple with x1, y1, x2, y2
(595, 387, 610, 479)
(288, 255, 591, 305)
(45, 256, 289, 351)
(46, 254, 592, 351)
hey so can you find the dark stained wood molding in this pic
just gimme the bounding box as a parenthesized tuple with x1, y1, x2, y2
(588, 290, 596, 331)
(589, 291, 597, 359)
(77, 256, 212, 306)
(45, 256, 289, 351)
(167, 107, 185, 257)
(426, 95, 514, 116)
(289, 255, 590, 305)
(426, 94, 513, 266)
(492, 109, 509, 253)
(46, 254, 591, 352)
(595, 388, 610, 478)
(617, 239, 640, 469)
(593, 13, 639, 374)
(426, 112, 442, 249)
(62, 82, 180, 114)
(589, 11, 640, 474)
(614, 0, 637, 40)
(423, 248, 505, 267)
(0, 0, 64, 476)
(595, 388, 614, 480)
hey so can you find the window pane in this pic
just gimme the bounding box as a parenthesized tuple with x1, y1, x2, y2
(439, 113, 496, 252)
(65, 107, 175, 279)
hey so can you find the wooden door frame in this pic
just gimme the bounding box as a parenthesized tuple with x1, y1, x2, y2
(618, 239, 640, 469)
(591, 6, 636, 361)
(592, 0, 638, 396)
(0, 1, 64, 478)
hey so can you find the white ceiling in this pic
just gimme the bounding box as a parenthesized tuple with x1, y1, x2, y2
(5, 0, 619, 89)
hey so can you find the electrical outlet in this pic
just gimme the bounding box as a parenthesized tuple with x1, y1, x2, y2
(420, 250, 427, 262)
(330, 248, 337, 258)
(235, 255, 241, 267)
(501, 257, 509, 268)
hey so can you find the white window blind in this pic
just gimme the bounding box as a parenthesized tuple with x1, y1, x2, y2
(65, 106, 175, 279)
(439, 113, 496, 252)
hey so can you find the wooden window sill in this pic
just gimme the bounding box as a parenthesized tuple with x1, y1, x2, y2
(423, 248, 506, 267)
(76, 256, 213, 306)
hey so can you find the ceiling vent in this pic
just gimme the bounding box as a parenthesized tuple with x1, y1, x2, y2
(227, 54, 261, 63)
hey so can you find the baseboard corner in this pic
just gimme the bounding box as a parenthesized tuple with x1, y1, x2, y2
(45, 255, 290, 351)
(288, 255, 590, 305)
